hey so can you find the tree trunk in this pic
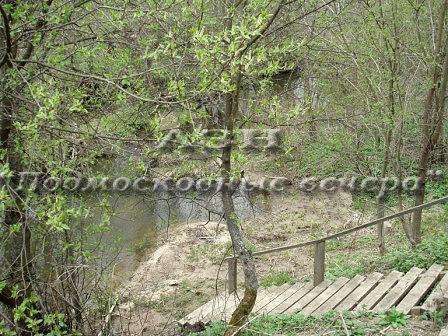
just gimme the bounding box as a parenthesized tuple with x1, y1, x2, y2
(412, 0, 448, 245)
(377, 128, 392, 255)
(0, 5, 35, 335)
(221, 82, 258, 336)
(1, 74, 34, 336)
(394, 119, 414, 244)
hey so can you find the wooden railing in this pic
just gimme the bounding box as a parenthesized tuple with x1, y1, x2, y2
(226, 195, 448, 293)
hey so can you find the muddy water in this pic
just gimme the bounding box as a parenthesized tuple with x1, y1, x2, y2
(100, 190, 263, 280)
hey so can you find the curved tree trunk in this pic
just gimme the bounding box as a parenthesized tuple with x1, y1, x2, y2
(221, 84, 258, 336)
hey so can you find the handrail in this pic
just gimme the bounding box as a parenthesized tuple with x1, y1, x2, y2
(226, 194, 448, 260)
(250, 196, 448, 259)
(225, 195, 448, 292)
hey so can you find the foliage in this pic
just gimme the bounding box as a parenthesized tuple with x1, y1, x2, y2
(385, 235, 448, 273)
(1, 0, 447, 334)
(421, 309, 447, 327)
(0, 292, 81, 336)
(379, 308, 408, 328)
(195, 314, 316, 336)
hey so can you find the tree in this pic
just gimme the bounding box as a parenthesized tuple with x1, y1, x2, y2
(151, 1, 337, 332)
(412, 0, 448, 244)
(0, 1, 166, 334)
(311, 0, 447, 248)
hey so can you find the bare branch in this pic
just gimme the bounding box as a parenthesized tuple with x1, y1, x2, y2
(0, 3, 12, 68)
(12, 59, 171, 104)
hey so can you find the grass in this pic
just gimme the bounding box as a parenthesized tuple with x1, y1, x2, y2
(384, 234, 448, 272)
(325, 233, 448, 281)
(187, 239, 257, 264)
(325, 203, 448, 279)
(260, 271, 295, 288)
(326, 234, 376, 251)
(326, 255, 366, 280)
(379, 308, 408, 328)
(190, 310, 419, 336)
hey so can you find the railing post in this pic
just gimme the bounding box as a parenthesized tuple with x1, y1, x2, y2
(313, 241, 326, 286)
(228, 258, 237, 293)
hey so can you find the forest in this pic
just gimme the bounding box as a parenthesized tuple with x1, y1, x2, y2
(1, 0, 448, 335)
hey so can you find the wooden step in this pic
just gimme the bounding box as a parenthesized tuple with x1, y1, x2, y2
(215, 292, 241, 322)
(252, 284, 290, 315)
(396, 264, 443, 314)
(312, 274, 365, 316)
(354, 270, 403, 312)
(271, 282, 314, 314)
(261, 282, 307, 315)
(372, 267, 423, 312)
(256, 284, 292, 315)
(284, 280, 331, 314)
(207, 292, 240, 322)
(336, 272, 383, 312)
(180, 292, 228, 324)
(181, 265, 447, 325)
(301, 277, 350, 315)
(423, 272, 448, 312)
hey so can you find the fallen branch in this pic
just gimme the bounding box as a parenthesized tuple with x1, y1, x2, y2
(339, 312, 349, 336)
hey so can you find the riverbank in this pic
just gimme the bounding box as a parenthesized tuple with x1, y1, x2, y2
(114, 191, 447, 335)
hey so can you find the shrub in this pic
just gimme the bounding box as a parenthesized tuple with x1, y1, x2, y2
(385, 235, 448, 272)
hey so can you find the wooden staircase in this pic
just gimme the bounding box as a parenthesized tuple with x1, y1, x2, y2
(181, 264, 448, 325)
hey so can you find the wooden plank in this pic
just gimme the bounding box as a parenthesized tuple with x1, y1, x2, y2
(354, 270, 403, 312)
(284, 280, 332, 314)
(312, 274, 365, 316)
(179, 296, 217, 324)
(251, 286, 280, 312)
(396, 264, 444, 314)
(372, 267, 423, 312)
(206, 292, 236, 323)
(180, 293, 226, 324)
(336, 272, 383, 312)
(253, 284, 290, 315)
(314, 242, 326, 286)
(423, 272, 448, 312)
(301, 277, 350, 315)
(440, 271, 448, 296)
(209, 292, 242, 322)
(220, 293, 243, 322)
(253, 284, 292, 314)
(272, 282, 314, 314)
(261, 282, 306, 315)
